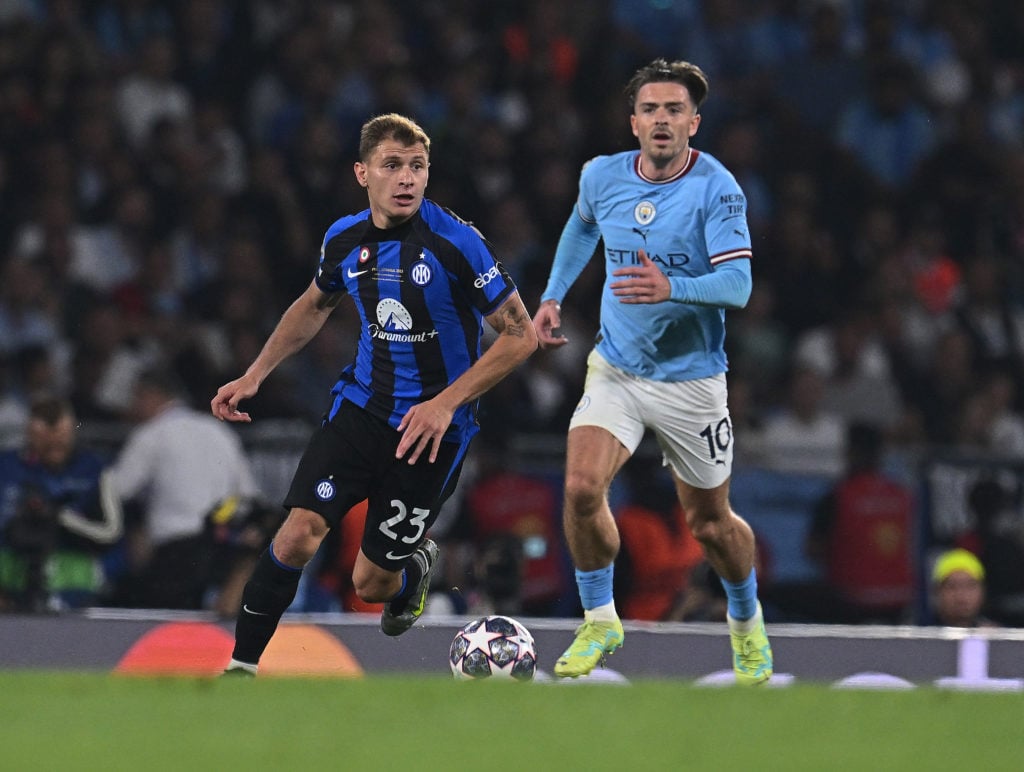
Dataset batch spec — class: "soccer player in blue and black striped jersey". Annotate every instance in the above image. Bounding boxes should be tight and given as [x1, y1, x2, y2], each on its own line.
[213, 114, 537, 675]
[533, 59, 773, 684]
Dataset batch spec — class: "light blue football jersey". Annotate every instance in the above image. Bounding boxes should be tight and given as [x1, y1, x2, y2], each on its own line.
[551, 148, 753, 382]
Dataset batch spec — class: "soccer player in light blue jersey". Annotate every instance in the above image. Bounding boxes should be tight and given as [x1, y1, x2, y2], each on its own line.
[533, 59, 772, 684]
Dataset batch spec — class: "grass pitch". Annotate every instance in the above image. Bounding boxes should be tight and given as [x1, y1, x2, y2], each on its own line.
[1, 672, 1022, 771]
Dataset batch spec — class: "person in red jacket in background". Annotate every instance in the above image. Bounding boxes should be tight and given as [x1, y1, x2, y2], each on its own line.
[458, 450, 567, 617]
[614, 458, 704, 621]
[806, 422, 916, 623]
[317, 500, 384, 614]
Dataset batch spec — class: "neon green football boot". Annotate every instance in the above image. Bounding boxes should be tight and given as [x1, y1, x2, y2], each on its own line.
[728, 602, 773, 686]
[554, 618, 625, 678]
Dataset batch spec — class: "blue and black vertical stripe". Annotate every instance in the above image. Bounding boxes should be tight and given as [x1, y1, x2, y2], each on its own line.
[315, 200, 515, 444]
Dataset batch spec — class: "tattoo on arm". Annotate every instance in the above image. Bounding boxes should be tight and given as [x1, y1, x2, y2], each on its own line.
[500, 302, 526, 338]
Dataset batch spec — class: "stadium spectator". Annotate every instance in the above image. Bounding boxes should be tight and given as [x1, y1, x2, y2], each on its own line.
[613, 458, 703, 622]
[70, 183, 155, 294]
[758, 365, 846, 478]
[910, 329, 980, 446]
[107, 365, 258, 609]
[949, 255, 1024, 384]
[215, 113, 536, 676]
[834, 54, 937, 192]
[956, 368, 1024, 458]
[114, 33, 191, 150]
[954, 475, 1024, 626]
[761, 176, 850, 337]
[68, 301, 159, 421]
[0, 396, 122, 611]
[928, 548, 998, 629]
[794, 307, 906, 436]
[726, 281, 791, 406]
[806, 422, 916, 624]
[772, 1, 862, 136]
[444, 439, 567, 617]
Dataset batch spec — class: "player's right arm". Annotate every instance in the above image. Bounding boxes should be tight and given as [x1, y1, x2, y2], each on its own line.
[534, 206, 601, 348]
[211, 280, 342, 422]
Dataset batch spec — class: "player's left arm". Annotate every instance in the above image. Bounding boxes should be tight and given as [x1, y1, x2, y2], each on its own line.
[396, 291, 538, 464]
[611, 170, 753, 308]
[610, 250, 751, 308]
[666, 256, 751, 308]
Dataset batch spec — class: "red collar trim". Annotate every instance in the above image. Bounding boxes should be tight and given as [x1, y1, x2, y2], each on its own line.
[634, 148, 698, 183]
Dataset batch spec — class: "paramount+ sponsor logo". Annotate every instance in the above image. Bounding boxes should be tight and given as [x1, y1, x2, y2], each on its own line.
[369, 298, 438, 343]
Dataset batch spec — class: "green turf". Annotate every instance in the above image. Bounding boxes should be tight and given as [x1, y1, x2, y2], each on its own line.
[1, 672, 1021, 771]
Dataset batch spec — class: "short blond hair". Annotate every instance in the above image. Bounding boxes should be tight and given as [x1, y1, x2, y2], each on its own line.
[358, 113, 430, 162]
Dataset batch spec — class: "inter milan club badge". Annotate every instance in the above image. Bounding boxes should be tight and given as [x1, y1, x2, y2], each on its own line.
[409, 258, 433, 287]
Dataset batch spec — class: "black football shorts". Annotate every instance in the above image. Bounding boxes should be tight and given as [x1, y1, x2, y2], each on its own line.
[284, 399, 468, 569]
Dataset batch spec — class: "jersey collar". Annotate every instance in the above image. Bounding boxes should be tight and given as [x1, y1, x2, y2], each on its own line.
[634, 148, 699, 183]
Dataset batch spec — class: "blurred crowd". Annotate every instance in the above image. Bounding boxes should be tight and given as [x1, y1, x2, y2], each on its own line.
[2, 0, 1024, 622]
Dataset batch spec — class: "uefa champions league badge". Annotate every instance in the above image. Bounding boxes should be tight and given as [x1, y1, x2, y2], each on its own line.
[634, 200, 656, 226]
[314, 479, 336, 501]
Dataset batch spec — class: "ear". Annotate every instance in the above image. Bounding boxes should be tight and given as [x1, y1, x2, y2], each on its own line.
[630, 113, 639, 138]
[353, 161, 367, 188]
[689, 113, 701, 138]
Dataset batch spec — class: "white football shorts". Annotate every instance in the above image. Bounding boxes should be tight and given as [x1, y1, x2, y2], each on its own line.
[568, 349, 733, 489]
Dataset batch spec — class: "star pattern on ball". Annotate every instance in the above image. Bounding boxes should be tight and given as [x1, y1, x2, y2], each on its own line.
[462, 624, 506, 656]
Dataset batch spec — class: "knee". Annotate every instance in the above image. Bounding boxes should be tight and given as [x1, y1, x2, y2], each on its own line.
[272, 510, 327, 566]
[685, 507, 731, 546]
[563, 470, 607, 517]
[352, 569, 399, 604]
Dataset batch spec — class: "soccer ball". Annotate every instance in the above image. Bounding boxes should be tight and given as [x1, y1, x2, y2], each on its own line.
[449, 615, 537, 681]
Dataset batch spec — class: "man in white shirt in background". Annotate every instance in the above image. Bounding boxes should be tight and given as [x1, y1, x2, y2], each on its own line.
[109, 366, 258, 609]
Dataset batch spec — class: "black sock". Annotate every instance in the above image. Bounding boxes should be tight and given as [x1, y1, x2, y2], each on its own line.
[232, 545, 302, 665]
[388, 556, 426, 614]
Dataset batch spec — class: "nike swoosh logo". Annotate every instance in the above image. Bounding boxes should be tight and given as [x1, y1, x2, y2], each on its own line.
[242, 604, 270, 616]
[385, 550, 415, 561]
[347, 268, 370, 278]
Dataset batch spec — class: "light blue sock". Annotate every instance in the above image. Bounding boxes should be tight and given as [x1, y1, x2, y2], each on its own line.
[575, 565, 614, 610]
[721, 568, 758, 621]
